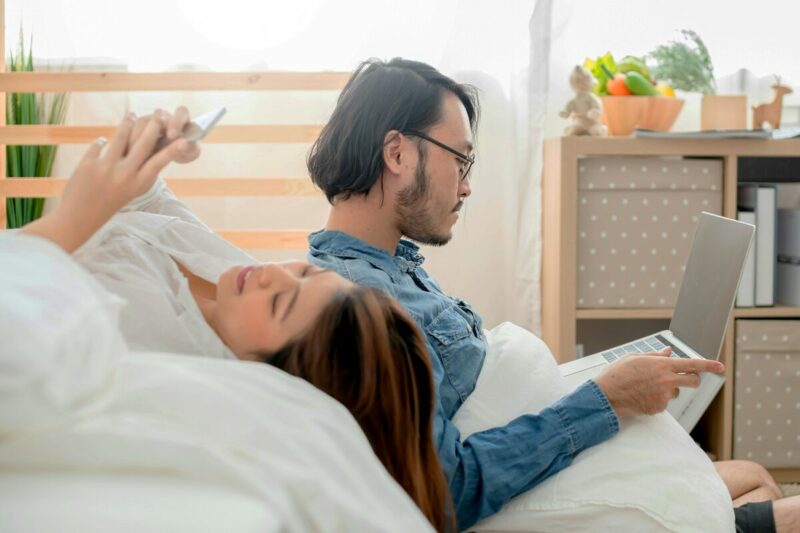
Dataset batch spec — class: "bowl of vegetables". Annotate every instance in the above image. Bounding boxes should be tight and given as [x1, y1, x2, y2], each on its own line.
[585, 53, 683, 136]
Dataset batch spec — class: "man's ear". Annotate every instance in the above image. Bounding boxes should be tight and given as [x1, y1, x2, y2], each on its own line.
[382, 130, 404, 175]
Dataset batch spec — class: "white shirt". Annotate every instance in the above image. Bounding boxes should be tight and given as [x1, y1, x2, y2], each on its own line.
[73, 179, 258, 359]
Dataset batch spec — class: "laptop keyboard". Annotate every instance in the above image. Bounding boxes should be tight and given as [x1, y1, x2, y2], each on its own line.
[600, 334, 690, 363]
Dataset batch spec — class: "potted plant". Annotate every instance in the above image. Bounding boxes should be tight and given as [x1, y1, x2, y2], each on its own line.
[6, 29, 69, 229]
[648, 29, 745, 131]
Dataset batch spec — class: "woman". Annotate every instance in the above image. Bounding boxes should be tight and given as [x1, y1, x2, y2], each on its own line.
[21, 108, 451, 531]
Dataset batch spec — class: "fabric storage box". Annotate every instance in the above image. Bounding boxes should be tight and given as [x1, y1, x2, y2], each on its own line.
[577, 157, 723, 308]
[733, 320, 800, 468]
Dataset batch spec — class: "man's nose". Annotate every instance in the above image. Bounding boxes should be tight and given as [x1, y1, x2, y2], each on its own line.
[459, 176, 472, 198]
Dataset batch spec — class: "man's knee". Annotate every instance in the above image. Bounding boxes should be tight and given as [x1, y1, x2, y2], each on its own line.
[739, 460, 783, 499]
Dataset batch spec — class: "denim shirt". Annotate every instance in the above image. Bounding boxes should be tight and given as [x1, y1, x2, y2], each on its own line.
[308, 230, 619, 529]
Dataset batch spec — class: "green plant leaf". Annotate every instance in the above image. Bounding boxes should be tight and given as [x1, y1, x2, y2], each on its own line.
[5, 26, 70, 227]
[648, 29, 716, 95]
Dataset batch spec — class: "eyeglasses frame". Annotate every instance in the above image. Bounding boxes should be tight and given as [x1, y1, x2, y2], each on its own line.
[401, 129, 475, 180]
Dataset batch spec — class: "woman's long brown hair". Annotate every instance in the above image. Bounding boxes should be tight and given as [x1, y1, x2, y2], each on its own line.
[265, 286, 452, 531]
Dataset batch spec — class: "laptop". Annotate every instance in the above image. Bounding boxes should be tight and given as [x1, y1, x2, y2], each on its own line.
[560, 212, 755, 432]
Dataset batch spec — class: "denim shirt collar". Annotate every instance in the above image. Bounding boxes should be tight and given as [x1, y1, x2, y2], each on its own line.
[308, 229, 425, 282]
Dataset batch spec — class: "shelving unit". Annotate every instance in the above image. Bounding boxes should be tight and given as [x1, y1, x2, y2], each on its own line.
[541, 136, 800, 480]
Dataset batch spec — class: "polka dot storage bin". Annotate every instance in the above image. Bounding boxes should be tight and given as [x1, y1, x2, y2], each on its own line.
[734, 320, 800, 468]
[577, 157, 723, 308]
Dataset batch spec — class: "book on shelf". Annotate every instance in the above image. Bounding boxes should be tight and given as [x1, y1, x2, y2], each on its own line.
[634, 127, 800, 140]
[777, 208, 800, 307]
[736, 210, 756, 307]
[738, 184, 777, 307]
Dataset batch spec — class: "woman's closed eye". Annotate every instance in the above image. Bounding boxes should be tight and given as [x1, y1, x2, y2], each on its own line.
[271, 265, 330, 321]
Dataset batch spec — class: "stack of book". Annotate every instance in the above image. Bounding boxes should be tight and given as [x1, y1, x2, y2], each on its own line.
[736, 185, 800, 307]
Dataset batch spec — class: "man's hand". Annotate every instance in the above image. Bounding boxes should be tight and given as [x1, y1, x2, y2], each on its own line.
[593, 348, 725, 418]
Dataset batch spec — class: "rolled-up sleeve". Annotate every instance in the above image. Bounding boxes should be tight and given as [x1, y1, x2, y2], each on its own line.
[437, 379, 619, 529]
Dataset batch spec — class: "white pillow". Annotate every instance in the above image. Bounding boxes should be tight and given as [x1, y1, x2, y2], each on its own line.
[0, 233, 127, 434]
[453, 322, 735, 533]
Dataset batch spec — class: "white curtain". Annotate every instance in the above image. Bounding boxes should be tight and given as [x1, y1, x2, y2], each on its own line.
[9, 0, 547, 332]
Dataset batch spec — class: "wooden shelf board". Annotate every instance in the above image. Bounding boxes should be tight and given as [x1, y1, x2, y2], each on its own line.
[576, 306, 800, 320]
[576, 308, 673, 320]
[734, 305, 800, 318]
[556, 136, 800, 157]
[768, 468, 800, 484]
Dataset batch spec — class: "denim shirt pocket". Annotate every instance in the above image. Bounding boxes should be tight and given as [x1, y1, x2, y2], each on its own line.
[426, 306, 484, 404]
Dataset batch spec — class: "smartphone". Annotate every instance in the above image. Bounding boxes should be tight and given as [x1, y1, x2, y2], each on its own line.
[153, 107, 226, 152]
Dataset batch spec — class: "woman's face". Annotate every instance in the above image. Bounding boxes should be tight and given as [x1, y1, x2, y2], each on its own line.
[214, 261, 352, 358]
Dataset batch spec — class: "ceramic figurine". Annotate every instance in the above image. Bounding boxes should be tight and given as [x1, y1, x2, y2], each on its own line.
[752, 77, 794, 130]
[560, 65, 608, 137]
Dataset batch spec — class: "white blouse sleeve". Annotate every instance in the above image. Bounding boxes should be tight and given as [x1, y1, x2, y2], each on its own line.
[121, 178, 210, 230]
[113, 178, 259, 276]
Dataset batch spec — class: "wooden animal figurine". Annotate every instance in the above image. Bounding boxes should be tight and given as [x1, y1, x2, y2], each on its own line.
[752, 77, 794, 130]
[560, 65, 608, 136]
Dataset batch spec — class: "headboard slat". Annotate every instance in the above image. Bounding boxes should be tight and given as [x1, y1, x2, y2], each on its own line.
[0, 72, 349, 92]
[0, 178, 321, 198]
[219, 229, 310, 250]
[0, 125, 325, 144]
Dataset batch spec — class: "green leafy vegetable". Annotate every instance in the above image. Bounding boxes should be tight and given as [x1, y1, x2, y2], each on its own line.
[583, 52, 618, 96]
[617, 55, 651, 80]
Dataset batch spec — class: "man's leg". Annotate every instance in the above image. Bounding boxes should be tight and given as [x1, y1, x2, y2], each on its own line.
[774, 495, 800, 533]
[714, 460, 783, 505]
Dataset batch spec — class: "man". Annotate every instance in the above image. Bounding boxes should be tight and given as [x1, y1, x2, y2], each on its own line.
[306, 58, 798, 533]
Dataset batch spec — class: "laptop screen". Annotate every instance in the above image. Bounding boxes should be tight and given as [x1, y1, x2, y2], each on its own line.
[670, 212, 754, 359]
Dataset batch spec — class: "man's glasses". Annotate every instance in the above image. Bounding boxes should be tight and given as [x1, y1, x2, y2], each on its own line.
[402, 130, 475, 180]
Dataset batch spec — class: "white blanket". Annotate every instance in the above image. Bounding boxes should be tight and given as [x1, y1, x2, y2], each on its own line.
[452, 323, 735, 533]
[0, 232, 434, 532]
[0, 352, 434, 532]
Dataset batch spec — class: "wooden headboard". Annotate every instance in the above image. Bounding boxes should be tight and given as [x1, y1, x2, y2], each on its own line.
[0, 4, 346, 249]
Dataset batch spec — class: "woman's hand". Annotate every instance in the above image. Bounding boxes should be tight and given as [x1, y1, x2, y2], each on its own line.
[60, 110, 187, 219]
[130, 106, 201, 164]
[22, 109, 192, 253]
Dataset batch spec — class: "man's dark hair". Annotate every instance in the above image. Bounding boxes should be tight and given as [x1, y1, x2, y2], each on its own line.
[307, 58, 480, 203]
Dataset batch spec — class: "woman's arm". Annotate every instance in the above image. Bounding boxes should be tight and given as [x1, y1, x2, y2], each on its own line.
[22, 110, 195, 253]
[121, 107, 211, 226]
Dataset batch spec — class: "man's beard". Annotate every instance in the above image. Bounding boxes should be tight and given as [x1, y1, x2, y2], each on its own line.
[396, 148, 453, 247]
